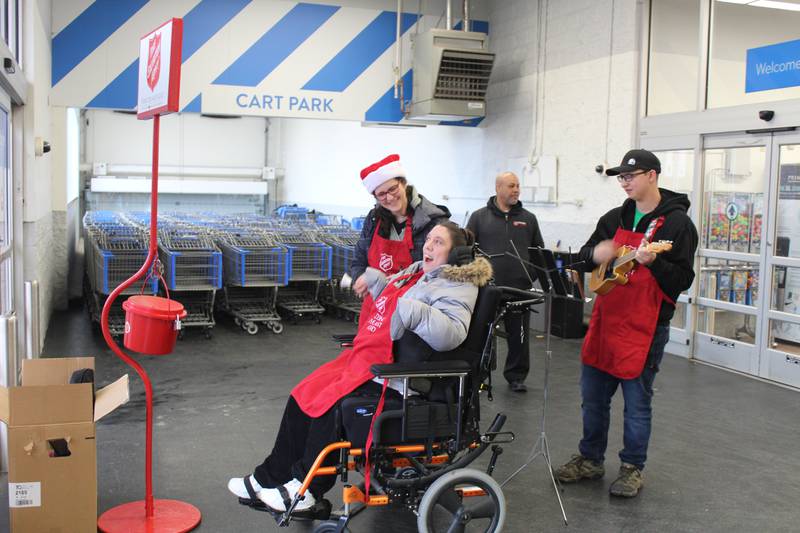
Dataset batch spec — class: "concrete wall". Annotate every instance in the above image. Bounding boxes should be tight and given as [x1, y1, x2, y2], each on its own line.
[22, 0, 58, 349]
[484, 0, 641, 249]
[275, 118, 485, 222]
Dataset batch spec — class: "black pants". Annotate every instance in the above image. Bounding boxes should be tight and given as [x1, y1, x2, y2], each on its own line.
[502, 307, 530, 383]
[253, 381, 387, 498]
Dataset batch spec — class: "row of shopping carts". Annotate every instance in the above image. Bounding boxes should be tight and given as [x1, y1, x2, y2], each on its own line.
[82, 210, 365, 337]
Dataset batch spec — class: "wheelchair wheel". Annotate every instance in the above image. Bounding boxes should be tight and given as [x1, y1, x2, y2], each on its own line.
[417, 468, 506, 533]
[313, 520, 350, 533]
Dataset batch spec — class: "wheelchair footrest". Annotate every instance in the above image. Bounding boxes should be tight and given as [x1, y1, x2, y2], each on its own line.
[238, 496, 332, 523]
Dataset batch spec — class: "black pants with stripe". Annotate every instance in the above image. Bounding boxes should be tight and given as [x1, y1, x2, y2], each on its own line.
[253, 381, 386, 498]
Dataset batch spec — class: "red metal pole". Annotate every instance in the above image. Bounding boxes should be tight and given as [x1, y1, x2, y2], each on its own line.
[99, 114, 160, 519]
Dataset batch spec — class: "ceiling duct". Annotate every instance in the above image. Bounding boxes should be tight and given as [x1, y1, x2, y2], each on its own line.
[408, 29, 494, 121]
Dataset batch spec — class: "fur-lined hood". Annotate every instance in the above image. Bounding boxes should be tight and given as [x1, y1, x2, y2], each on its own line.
[440, 256, 493, 287]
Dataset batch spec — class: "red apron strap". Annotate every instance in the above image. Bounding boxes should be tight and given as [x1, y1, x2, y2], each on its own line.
[363, 379, 389, 498]
[403, 216, 413, 251]
[643, 216, 665, 242]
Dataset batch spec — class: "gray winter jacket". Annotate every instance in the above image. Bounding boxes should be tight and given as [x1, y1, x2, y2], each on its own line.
[363, 256, 493, 352]
[349, 186, 451, 281]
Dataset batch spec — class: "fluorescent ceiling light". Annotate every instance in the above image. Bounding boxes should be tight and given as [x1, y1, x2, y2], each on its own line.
[751, 0, 800, 11]
[717, 0, 800, 11]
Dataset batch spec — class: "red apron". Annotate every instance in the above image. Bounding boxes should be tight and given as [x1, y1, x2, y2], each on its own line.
[367, 217, 414, 274]
[581, 227, 669, 379]
[358, 218, 414, 330]
[292, 271, 423, 417]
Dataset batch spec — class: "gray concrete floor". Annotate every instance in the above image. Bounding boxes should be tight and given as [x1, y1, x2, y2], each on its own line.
[2, 303, 800, 532]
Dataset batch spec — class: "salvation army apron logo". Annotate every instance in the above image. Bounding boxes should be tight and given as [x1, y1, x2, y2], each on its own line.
[147, 32, 161, 91]
[379, 253, 394, 272]
[374, 296, 387, 316]
[366, 296, 388, 333]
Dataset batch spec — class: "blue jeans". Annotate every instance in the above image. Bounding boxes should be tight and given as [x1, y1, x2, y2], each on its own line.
[578, 325, 670, 469]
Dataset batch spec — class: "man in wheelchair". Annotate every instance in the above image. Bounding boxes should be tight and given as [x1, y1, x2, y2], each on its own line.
[229, 221, 520, 531]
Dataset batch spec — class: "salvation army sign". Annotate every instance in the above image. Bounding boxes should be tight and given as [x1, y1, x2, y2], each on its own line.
[137, 18, 182, 119]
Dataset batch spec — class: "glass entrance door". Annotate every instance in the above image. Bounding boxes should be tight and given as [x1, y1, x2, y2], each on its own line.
[696, 131, 800, 388]
[0, 90, 14, 472]
[759, 132, 800, 388]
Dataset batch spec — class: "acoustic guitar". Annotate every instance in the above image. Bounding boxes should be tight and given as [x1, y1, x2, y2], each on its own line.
[589, 240, 673, 295]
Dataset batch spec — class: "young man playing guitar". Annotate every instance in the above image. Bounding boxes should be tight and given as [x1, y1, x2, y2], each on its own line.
[555, 149, 698, 497]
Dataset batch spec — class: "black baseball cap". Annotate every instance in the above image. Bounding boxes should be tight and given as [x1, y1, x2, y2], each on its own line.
[605, 149, 661, 176]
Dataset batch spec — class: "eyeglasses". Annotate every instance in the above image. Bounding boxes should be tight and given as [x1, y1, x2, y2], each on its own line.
[616, 170, 648, 183]
[374, 182, 402, 201]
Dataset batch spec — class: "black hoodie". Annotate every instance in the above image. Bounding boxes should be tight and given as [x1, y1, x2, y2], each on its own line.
[467, 196, 545, 289]
[578, 188, 698, 325]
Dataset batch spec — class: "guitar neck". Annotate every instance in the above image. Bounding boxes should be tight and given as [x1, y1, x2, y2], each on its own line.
[612, 249, 638, 269]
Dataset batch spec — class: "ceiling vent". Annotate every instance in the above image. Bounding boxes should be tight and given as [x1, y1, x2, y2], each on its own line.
[409, 29, 494, 121]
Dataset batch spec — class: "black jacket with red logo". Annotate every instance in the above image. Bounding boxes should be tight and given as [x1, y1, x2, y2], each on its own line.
[467, 197, 544, 289]
[578, 188, 698, 324]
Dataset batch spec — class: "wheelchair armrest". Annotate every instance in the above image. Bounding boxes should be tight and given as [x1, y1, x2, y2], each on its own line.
[332, 333, 356, 343]
[371, 360, 471, 379]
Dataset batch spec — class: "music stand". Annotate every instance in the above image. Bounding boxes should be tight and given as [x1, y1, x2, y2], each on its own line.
[500, 245, 585, 526]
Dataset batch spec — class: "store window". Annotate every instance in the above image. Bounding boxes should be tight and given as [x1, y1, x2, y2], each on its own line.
[699, 257, 759, 306]
[775, 143, 800, 258]
[708, 0, 800, 109]
[701, 146, 765, 254]
[0, 105, 9, 315]
[0, 0, 20, 65]
[652, 149, 696, 331]
[647, 0, 701, 115]
[697, 306, 755, 344]
[653, 149, 694, 194]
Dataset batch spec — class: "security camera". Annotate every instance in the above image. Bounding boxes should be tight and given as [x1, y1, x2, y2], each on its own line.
[34, 137, 51, 156]
[759, 110, 775, 122]
[595, 164, 604, 174]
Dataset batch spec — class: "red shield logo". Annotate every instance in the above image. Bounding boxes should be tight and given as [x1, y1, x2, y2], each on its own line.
[146, 32, 161, 91]
[378, 253, 393, 272]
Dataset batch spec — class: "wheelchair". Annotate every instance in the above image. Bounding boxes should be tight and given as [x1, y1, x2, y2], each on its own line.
[250, 284, 539, 532]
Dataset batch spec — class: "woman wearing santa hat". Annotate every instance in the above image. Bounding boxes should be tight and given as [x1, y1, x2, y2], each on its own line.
[349, 154, 451, 299]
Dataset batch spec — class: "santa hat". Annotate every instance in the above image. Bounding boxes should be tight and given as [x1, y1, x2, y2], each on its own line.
[360, 154, 406, 194]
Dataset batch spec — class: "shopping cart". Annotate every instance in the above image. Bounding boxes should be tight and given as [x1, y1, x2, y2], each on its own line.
[216, 231, 290, 335]
[274, 229, 332, 324]
[82, 213, 155, 336]
[158, 229, 222, 339]
[319, 228, 362, 323]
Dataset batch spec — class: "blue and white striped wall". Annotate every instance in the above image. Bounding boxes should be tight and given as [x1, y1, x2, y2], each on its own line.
[51, 0, 487, 125]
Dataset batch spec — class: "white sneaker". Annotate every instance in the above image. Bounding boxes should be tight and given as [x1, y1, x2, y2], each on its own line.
[258, 478, 316, 512]
[227, 475, 262, 499]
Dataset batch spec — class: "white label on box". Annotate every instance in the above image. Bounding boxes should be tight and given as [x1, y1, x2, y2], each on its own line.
[9, 482, 41, 508]
[467, 102, 484, 109]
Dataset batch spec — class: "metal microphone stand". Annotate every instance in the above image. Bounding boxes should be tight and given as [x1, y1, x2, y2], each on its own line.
[494, 244, 589, 527]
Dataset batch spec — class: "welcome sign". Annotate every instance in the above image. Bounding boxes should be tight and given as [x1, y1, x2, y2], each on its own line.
[746, 38, 800, 93]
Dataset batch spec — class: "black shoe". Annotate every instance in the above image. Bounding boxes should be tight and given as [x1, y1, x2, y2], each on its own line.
[509, 380, 527, 393]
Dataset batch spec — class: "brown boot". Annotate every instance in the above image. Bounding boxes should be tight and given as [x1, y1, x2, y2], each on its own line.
[554, 454, 605, 483]
[609, 462, 643, 497]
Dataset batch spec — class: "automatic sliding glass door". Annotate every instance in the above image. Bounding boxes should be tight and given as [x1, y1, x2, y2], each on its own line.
[695, 135, 767, 375]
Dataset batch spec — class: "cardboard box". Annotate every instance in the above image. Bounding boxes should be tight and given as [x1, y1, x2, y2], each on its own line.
[0, 357, 129, 532]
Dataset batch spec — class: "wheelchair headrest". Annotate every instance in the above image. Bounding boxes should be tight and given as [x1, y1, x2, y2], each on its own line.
[432, 285, 501, 365]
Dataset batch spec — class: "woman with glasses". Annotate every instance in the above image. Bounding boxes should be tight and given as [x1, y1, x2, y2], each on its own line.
[349, 154, 451, 300]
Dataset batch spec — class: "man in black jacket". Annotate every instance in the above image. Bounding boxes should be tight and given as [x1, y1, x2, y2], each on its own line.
[467, 171, 544, 392]
[555, 149, 698, 498]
